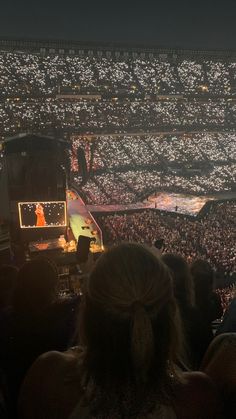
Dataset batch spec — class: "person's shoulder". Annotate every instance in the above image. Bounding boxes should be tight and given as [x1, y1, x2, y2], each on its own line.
[28, 348, 81, 376]
[201, 333, 236, 386]
[19, 348, 83, 419]
[182, 371, 217, 392]
[202, 332, 236, 365]
[19, 350, 71, 394]
[174, 371, 223, 419]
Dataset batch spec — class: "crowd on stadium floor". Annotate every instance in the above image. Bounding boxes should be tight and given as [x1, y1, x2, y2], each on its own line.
[97, 201, 236, 277]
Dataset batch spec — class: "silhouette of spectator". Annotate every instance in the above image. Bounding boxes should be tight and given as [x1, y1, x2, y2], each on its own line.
[0, 265, 18, 312]
[217, 293, 236, 335]
[19, 244, 221, 419]
[162, 254, 213, 368]
[191, 259, 223, 322]
[0, 258, 79, 419]
[201, 333, 236, 419]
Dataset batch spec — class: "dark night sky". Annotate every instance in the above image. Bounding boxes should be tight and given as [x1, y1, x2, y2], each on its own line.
[1, 1, 236, 50]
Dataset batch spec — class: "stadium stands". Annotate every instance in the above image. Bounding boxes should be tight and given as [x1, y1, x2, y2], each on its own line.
[0, 43, 235, 203]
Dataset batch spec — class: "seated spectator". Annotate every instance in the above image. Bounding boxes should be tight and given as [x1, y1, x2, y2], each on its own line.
[191, 259, 223, 321]
[0, 258, 79, 419]
[0, 265, 18, 313]
[201, 333, 236, 419]
[217, 293, 236, 334]
[19, 244, 221, 419]
[162, 254, 213, 368]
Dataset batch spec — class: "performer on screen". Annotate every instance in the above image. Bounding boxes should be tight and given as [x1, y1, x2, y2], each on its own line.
[35, 203, 46, 227]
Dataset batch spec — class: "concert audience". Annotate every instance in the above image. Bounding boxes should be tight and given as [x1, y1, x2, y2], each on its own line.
[18, 244, 222, 419]
[0, 47, 235, 418]
[71, 131, 235, 203]
[216, 293, 236, 335]
[201, 333, 236, 419]
[162, 254, 213, 368]
[97, 201, 236, 277]
[0, 258, 79, 419]
[0, 53, 235, 98]
[2, 98, 236, 136]
[216, 284, 236, 313]
[191, 260, 223, 322]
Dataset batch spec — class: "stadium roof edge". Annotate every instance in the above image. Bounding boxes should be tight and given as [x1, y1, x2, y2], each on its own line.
[0, 37, 236, 58]
[4, 133, 69, 145]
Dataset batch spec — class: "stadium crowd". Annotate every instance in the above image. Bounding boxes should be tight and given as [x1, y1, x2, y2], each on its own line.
[0, 52, 236, 140]
[0, 53, 235, 97]
[0, 46, 235, 418]
[0, 244, 236, 419]
[72, 132, 235, 168]
[70, 132, 235, 204]
[0, 49, 235, 206]
[97, 200, 236, 277]
[216, 284, 236, 313]
[1, 98, 236, 137]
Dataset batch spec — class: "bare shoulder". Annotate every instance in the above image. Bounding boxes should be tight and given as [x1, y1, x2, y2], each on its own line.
[32, 349, 79, 370]
[201, 333, 236, 393]
[174, 372, 223, 419]
[201, 333, 236, 369]
[18, 349, 82, 419]
[22, 350, 78, 386]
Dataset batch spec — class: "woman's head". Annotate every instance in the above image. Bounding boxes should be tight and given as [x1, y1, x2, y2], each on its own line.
[162, 253, 195, 310]
[191, 259, 214, 298]
[80, 243, 182, 389]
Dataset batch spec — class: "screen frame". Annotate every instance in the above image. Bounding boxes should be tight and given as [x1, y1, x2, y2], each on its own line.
[18, 201, 67, 229]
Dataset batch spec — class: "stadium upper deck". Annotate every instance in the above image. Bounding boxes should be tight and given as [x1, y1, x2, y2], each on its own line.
[1, 38, 236, 59]
[0, 39, 235, 201]
[1, 38, 236, 100]
[0, 39, 236, 137]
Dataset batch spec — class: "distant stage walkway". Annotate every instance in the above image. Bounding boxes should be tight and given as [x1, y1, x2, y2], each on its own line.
[87, 202, 152, 213]
[67, 190, 103, 251]
[87, 191, 236, 217]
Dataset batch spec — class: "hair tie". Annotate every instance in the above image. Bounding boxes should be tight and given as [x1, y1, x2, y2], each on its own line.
[130, 300, 143, 314]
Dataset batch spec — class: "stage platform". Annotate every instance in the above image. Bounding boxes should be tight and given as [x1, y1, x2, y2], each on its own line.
[87, 191, 236, 217]
[67, 190, 103, 252]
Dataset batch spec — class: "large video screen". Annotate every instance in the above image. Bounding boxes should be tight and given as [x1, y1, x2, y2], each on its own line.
[18, 201, 67, 228]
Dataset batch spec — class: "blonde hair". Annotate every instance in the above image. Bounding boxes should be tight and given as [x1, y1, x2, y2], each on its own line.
[79, 243, 182, 392]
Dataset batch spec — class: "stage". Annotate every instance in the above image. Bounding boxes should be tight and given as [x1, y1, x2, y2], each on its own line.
[67, 190, 103, 252]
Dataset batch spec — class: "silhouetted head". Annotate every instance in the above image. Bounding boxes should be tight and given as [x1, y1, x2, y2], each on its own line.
[0, 264, 18, 309]
[162, 253, 195, 310]
[14, 258, 58, 314]
[154, 239, 165, 250]
[191, 259, 214, 293]
[79, 243, 182, 391]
